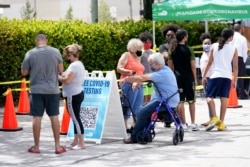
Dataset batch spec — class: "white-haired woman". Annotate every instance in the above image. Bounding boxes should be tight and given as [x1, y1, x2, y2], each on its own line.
[59, 44, 86, 149]
[117, 38, 145, 133]
[122, 52, 179, 144]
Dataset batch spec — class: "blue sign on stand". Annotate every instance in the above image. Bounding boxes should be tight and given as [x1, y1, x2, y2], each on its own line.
[67, 71, 127, 144]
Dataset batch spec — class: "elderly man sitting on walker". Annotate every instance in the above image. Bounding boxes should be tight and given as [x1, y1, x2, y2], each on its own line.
[121, 52, 179, 144]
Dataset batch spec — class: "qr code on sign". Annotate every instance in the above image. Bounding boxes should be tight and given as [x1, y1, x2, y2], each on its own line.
[80, 106, 99, 129]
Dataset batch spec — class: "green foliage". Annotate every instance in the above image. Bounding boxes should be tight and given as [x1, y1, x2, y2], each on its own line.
[20, 0, 36, 19]
[98, 0, 112, 23]
[65, 5, 74, 20]
[0, 18, 227, 102]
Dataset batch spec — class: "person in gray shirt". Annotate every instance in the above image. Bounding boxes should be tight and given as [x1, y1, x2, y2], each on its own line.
[21, 32, 65, 154]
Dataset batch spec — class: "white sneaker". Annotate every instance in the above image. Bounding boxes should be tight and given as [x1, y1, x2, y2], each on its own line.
[182, 123, 189, 132]
[191, 123, 199, 131]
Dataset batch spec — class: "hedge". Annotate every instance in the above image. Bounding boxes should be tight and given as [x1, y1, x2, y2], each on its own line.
[0, 18, 228, 103]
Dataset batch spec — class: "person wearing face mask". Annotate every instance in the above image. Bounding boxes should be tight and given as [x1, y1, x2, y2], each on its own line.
[158, 24, 180, 65]
[58, 44, 86, 150]
[139, 31, 155, 103]
[122, 52, 179, 144]
[202, 28, 238, 131]
[117, 38, 145, 134]
[199, 33, 212, 127]
[168, 29, 199, 132]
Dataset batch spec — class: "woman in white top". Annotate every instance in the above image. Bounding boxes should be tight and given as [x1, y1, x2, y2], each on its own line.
[202, 28, 238, 131]
[59, 44, 86, 149]
[199, 33, 212, 127]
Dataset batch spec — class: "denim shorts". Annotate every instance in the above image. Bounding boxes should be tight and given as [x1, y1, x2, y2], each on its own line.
[206, 78, 231, 98]
[30, 93, 60, 117]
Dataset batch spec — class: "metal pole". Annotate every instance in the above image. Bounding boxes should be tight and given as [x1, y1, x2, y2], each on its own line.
[129, 0, 133, 20]
[34, 0, 36, 18]
[91, 0, 98, 23]
[205, 20, 209, 32]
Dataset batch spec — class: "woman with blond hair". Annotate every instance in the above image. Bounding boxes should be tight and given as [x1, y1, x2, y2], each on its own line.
[59, 44, 86, 149]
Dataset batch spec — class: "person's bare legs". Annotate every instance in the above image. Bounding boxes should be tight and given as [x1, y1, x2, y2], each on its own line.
[177, 103, 186, 124]
[206, 97, 217, 117]
[32, 116, 42, 150]
[124, 119, 128, 130]
[50, 115, 62, 151]
[71, 135, 78, 147]
[77, 134, 85, 149]
[206, 97, 223, 131]
[220, 97, 228, 122]
[189, 102, 195, 124]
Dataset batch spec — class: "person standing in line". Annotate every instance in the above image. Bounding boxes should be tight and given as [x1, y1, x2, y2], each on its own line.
[139, 31, 155, 103]
[168, 29, 199, 132]
[117, 38, 145, 134]
[158, 24, 180, 64]
[158, 24, 179, 128]
[21, 32, 66, 154]
[199, 32, 212, 127]
[231, 24, 248, 99]
[58, 44, 86, 150]
[122, 53, 179, 144]
[241, 19, 250, 51]
[202, 28, 238, 131]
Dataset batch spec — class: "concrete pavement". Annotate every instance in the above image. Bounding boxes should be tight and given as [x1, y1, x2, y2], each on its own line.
[0, 97, 250, 167]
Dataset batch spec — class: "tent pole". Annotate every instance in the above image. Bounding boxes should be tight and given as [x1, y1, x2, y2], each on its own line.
[205, 20, 209, 32]
[153, 21, 156, 48]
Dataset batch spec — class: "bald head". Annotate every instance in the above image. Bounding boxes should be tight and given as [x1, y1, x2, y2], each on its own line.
[234, 24, 241, 32]
[36, 33, 47, 41]
[35, 32, 48, 46]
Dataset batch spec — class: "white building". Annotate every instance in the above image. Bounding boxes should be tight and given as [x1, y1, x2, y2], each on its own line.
[0, 0, 149, 22]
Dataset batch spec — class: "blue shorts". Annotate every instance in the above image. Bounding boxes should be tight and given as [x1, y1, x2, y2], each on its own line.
[206, 78, 231, 98]
[30, 94, 60, 117]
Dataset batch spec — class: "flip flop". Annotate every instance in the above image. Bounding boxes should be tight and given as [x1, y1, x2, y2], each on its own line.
[70, 145, 86, 150]
[55, 146, 66, 154]
[27, 146, 40, 154]
[201, 122, 209, 127]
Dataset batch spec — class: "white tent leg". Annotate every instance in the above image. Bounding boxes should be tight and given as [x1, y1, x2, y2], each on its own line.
[205, 20, 209, 32]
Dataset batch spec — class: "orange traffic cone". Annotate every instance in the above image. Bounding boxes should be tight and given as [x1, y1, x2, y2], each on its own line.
[227, 75, 242, 108]
[17, 78, 30, 115]
[60, 101, 70, 135]
[0, 88, 23, 131]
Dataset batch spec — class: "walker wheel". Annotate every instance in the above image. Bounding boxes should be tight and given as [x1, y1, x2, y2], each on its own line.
[179, 127, 184, 142]
[151, 129, 155, 140]
[172, 130, 179, 145]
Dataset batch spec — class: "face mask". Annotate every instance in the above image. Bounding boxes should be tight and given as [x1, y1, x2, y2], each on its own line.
[136, 50, 142, 57]
[203, 44, 210, 52]
[151, 67, 156, 72]
[66, 59, 71, 64]
[144, 43, 152, 50]
[166, 35, 174, 43]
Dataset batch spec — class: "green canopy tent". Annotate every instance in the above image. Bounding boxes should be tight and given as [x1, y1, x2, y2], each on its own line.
[152, 0, 250, 45]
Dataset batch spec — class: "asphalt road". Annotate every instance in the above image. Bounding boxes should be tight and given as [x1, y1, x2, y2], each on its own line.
[0, 97, 249, 167]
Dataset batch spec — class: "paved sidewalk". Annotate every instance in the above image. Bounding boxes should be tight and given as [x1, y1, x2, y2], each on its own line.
[0, 97, 249, 167]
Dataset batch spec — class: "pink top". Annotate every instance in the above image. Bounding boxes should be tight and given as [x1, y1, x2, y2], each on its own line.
[120, 53, 145, 79]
